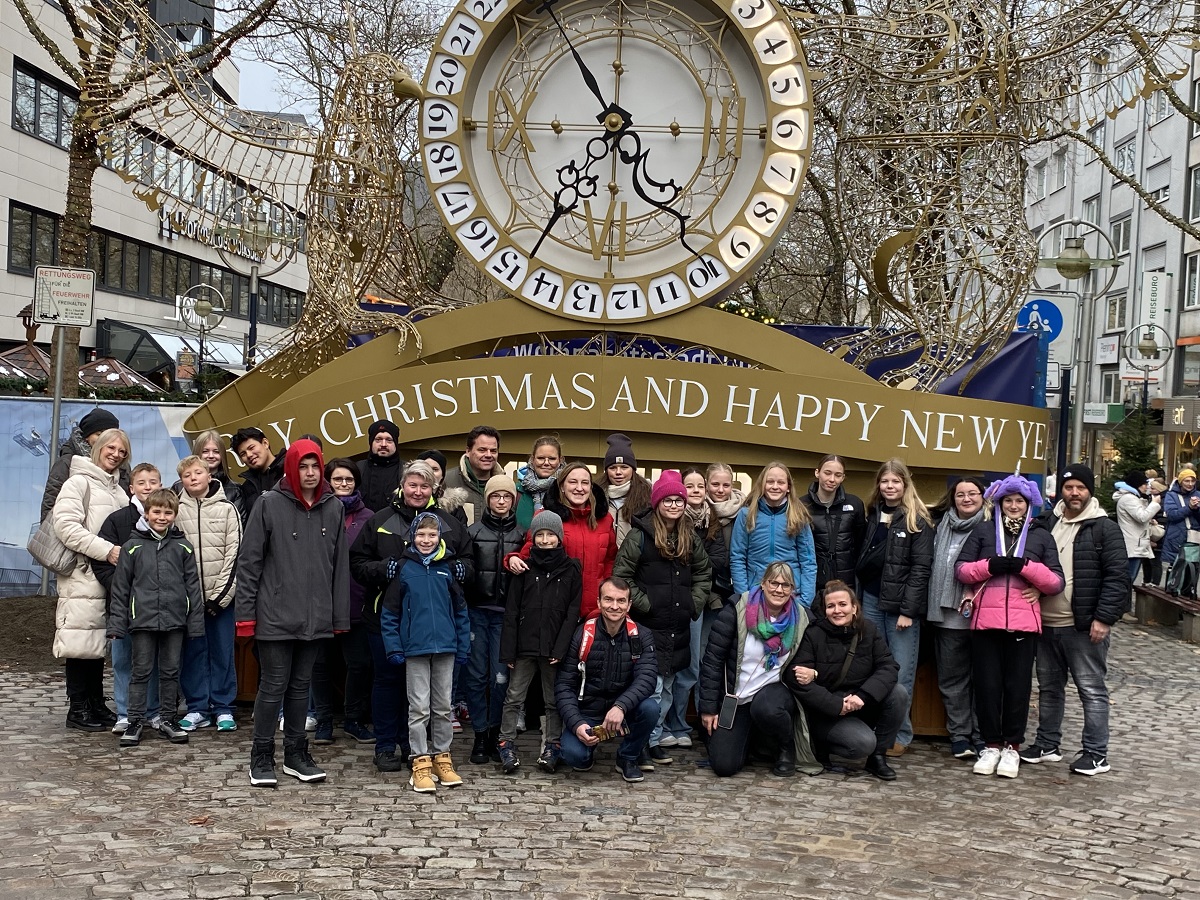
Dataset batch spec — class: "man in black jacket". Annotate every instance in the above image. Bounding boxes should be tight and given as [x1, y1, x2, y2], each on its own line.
[357, 420, 402, 513]
[1022, 465, 1128, 776]
[232, 427, 284, 516]
[555, 577, 659, 783]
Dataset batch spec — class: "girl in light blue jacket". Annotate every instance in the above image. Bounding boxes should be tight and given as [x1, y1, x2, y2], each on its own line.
[730, 462, 817, 608]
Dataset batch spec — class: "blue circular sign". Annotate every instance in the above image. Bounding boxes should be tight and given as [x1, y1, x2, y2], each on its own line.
[1017, 300, 1063, 340]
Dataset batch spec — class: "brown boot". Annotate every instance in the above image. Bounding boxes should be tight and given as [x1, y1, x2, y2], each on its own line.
[432, 751, 463, 786]
[885, 742, 908, 758]
[409, 755, 436, 793]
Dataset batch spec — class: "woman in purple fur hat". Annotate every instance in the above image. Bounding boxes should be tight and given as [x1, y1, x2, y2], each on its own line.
[954, 473, 1065, 780]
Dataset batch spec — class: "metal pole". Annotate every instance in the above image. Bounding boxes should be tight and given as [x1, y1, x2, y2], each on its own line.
[40, 325, 67, 596]
[1070, 286, 1094, 464]
[1143, 366, 1149, 414]
[247, 264, 259, 369]
[1056, 366, 1070, 485]
[198, 328, 206, 401]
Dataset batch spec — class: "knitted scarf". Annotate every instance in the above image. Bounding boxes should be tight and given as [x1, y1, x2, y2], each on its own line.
[929, 506, 987, 612]
[519, 465, 559, 506]
[744, 586, 798, 670]
[685, 503, 710, 531]
[708, 490, 746, 526]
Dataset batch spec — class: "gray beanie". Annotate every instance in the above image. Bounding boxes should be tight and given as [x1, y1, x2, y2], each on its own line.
[529, 509, 564, 544]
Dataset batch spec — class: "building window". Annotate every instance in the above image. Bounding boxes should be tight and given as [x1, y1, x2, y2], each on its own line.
[1185, 254, 1200, 310]
[1031, 162, 1047, 199]
[1191, 166, 1200, 221]
[1052, 148, 1068, 191]
[1147, 185, 1170, 203]
[1085, 122, 1105, 163]
[1111, 217, 1131, 255]
[1148, 90, 1172, 125]
[7, 203, 59, 272]
[1082, 196, 1100, 224]
[1100, 369, 1122, 404]
[11, 62, 77, 150]
[1113, 140, 1136, 176]
[1192, 79, 1200, 137]
[1106, 293, 1126, 332]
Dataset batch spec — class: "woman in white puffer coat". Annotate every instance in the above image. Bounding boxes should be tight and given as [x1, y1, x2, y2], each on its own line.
[51, 427, 131, 731]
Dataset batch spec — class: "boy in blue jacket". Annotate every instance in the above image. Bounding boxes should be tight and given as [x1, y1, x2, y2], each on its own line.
[382, 512, 470, 792]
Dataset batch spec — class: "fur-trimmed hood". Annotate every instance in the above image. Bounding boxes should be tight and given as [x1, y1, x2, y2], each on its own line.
[439, 486, 470, 514]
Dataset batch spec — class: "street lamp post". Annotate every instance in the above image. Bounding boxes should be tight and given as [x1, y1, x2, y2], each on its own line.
[1035, 220, 1121, 471]
[1125, 324, 1173, 414]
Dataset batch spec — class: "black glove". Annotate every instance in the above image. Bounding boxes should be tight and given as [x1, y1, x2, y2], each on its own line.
[452, 559, 468, 584]
[204, 598, 222, 617]
[988, 555, 1025, 576]
[386, 557, 400, 580]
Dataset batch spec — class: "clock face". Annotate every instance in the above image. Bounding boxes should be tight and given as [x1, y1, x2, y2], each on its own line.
[420, 0, 812, 322]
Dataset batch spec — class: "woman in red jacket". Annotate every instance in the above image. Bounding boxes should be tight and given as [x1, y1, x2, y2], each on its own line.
[955, 473, 1064, 780]
[508, 462, 617, 620]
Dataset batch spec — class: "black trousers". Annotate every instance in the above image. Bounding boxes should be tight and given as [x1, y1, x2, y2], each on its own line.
[706, 682, 795, 777]
[806, 683, 908, 759]
[253, 639, 322, 746]
[971, 629, 1037, 747]
[312, 623, 374, 723]
[129, 629, 183, 722]
[64, 657, 104, 703]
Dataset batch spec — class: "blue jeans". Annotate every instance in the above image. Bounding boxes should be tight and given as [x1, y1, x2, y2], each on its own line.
[666, 616, 703, 738]
[862, 591, 919, 746]
[368, 631, 409, 755]
[179, 602, 237, 717]
[648, 673, 677, 747]
[465, 608, 506, 732]
[559, 697, 661, 767]
[1127, 557, 1143, 582]
[1033, 626, 1111, 756]
[112, 634, 159, 720]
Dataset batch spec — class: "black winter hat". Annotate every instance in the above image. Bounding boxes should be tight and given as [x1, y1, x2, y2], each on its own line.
[368, 419, 400, 444]
[604, 432, 636, 469]
[1061, 464, 1095, 496]
[78, 408, 119, 439]
[416, 449, 448, 474]
[1122, 469, 1148, 490]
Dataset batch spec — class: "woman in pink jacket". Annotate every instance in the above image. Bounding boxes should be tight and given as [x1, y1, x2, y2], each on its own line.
[955, 474, 1064, 780]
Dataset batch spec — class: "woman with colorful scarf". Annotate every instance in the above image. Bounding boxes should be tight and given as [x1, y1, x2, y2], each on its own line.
[785, 580, 905, 781]
[697, 562, 822, 778]
[514, 436, 564, 533]
[955, 473, 1064, 779]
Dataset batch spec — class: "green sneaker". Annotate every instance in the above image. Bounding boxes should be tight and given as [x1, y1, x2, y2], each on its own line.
[179, 712, 212, 732]
[216, 714, 238, 732]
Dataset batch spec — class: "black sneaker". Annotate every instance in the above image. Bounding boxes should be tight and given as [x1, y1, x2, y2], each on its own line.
[950, 740, 977, 760]
[616, 757, 644, 783]
[313, 722, 334, 745]
[1069, 750, 1111, 776]
[1018, 744, 1063, 764]
[497, 739, 520, 774]
[342, 720, 376, 744]
[470, 731, 491, 765]
[157, 719, 189, 744]
[374, 750, 405, 773]
[249, 744, 277, 787]
[119, 720, 143, 748]
[648, 745, 673, 765]
[283, 742, 327, 782]
[636, 748, 655, 772]
[537, 742, 561, 774]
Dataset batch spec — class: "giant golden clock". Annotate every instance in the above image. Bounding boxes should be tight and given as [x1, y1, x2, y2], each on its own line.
[420, 0, 812, 322]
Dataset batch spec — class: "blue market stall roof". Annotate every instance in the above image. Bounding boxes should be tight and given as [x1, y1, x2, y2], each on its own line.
[357, 298, 1041, 406]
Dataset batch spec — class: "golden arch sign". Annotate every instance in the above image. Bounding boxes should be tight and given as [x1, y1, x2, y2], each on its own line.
[186, 300, 1048, 480]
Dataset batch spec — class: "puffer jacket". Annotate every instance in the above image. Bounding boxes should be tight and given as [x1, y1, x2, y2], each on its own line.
[93, 502, 143, 598]
[1161, 480, 1200, 564]
[784, 615, 898, 718]
[175, 481, 241, 609]
[698, 594, 823, 774]
[729, 498, 817, 605]
[509, 481, 618, 620]
[234, 477, 350, 640]
[800, 483, 866, 589]
[467, 510, 525, 609]
[1039, 500, 1130, 630]
[357, 452, 401, 515]
[51, 456, 131, 659]
[106, 525, 205, 639]
[856, 506, 935, 618]
[499, 547, 582, 663]
[1112, 483, 1161, 559]
[614, 514, 711, 676]
[349, 496, 475, 633]
[955, 518, 1064, 633]
[380, 545, 470, 659]
[555, 616, 658, 734]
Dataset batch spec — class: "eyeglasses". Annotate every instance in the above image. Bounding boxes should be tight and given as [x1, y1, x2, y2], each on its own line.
[659, 497, 685, 506]
[954, 491, 981, 499]
[330, 476, 356, 484]
[765, 580, 793, 590]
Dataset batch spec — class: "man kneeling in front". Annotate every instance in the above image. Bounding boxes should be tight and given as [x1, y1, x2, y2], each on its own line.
[555, 577, 659, 782]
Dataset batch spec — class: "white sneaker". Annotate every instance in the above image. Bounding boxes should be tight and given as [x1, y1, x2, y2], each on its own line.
[112, 717, 129, 735]
[996, 747, 1020, 778]
[675, 735, 693, 749]
[305, 715, 318, 732]
[149, 715, 164, 729]
[659, 735, 679, 748]
[973, 747, 1001, 775]
[179, 712, 212, 732]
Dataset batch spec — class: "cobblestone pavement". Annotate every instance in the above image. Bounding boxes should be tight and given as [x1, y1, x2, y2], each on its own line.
[2, 622, 1199, 900]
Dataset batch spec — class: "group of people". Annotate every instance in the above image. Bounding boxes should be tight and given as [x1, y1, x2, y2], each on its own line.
[43, 412, 1126, 791]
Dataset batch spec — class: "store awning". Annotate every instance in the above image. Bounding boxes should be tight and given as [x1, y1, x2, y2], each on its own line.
[98, 319, 259, 381]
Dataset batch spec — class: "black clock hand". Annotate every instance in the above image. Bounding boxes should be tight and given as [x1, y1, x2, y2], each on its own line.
[613, 129, 698, 255]
[530, 136, 611, 259]
[531, 0, 628, 126]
